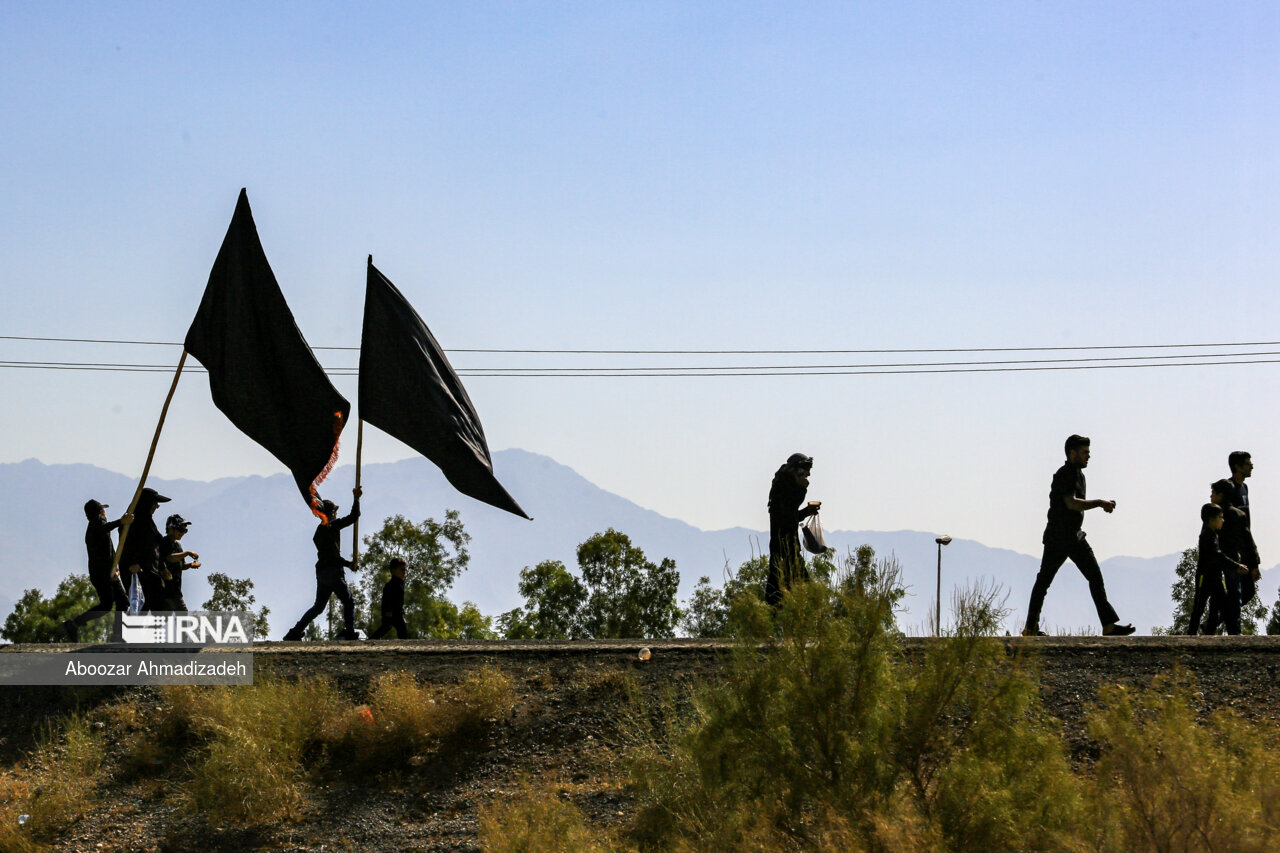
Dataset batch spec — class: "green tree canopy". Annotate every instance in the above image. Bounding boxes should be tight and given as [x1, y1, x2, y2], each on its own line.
[349, 511, 492, 639]
[2, 575, 105, 643]
[201, 572, 270, 640]
[500, 529, 681, 640]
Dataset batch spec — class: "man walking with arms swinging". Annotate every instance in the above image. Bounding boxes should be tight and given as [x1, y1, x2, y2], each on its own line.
[1023, 435, 1134, 637]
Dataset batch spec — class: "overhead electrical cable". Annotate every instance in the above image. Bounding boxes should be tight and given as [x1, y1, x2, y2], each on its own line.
[5, 334, 1280, 356]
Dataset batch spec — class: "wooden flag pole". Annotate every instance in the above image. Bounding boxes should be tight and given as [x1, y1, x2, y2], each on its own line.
[111, 350, 189, 576]
[352, 418, 364, 569]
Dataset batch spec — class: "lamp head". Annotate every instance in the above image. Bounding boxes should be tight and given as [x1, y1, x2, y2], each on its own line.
[936, 535, 952, 546]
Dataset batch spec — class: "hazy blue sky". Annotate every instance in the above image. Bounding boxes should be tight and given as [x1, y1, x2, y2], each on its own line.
[2, 2, 1278, 567]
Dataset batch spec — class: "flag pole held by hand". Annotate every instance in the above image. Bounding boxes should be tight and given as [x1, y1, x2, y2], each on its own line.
[352, 417, 363, 570]
[112, 350, 188, 575]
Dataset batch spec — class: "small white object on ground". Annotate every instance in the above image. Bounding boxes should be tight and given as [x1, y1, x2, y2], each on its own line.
[638, 647, 651, 661]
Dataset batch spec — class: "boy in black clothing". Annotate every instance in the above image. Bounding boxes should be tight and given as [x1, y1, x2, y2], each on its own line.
[1188, 503, 1245, 635]
[63, 499, 133, 642]
[160, 514, 201, 612]
[284, 486, 362, 641]
[370, 557, 409, 639]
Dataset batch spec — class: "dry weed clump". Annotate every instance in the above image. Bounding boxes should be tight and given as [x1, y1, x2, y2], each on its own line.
[0, 715, 105, 852]
[477, 787, 626, 853]
[162, 676, 342, 825]
[335, 666, 516, 774]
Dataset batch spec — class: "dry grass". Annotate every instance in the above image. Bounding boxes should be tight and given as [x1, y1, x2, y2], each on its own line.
[0, 715, 105, 852]
[334, 666, 516, 774]
[478, 786, 627, 853]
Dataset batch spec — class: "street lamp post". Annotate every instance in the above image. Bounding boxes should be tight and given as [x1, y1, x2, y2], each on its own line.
[935, 535, 952, 636]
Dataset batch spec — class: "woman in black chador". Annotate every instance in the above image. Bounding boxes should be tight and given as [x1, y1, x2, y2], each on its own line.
[766, 453, 820, 607]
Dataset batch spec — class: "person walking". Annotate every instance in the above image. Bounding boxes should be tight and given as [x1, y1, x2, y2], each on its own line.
[283, 486, 362, 641]
[159, 514, 201, 612]
[1188, 503, 1244, 635]
[369, 557, 409, 639]
[120, 487, 170, 615]
[62, 499, 132, 641]
[1223, 451, 1261, 608]
[766, 453, 820, 607]
[1023, 435, 1134, 637]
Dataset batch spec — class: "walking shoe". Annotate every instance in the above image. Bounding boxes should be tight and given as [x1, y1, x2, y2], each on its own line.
[282, 628, 304, 641]
[1102, 623, 1136, 636]
[338, 629, 361, 641]
[1020, 628, 1048, 637]
[61, 620, 79, 642]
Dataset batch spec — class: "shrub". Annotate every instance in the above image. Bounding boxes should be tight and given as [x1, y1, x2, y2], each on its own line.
[627, 574, 1084, 850]
[1087, 672, 1280, 853]
[163, 677, 342, 825]
[477, 787, 625, 853]
[331, 666, 516, 775]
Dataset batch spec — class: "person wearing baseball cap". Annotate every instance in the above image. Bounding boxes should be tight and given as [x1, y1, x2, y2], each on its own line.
[160, 514, 201, 612]
[62, 499, 134, 641]
[119, 487, 172, 614]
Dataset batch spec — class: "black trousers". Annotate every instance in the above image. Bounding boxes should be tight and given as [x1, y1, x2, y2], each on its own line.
[138, 571, 168, 615]
[291, 576, 355, 634]
[1188, 565, 1227, 635]
[71, 571, 130, 637]
[1219, 566, 1244, 635]
[370, 613, 409, 639]
[1025, 533, 1120, 631]
[766, 524, 808, 607]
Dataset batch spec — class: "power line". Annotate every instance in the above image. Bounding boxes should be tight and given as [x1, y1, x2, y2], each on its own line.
[5, 333, 1280, 356]
[3, 356, 1280, 377]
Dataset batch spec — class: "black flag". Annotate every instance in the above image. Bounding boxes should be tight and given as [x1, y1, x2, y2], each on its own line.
[185, 189, 350, 510]
[360, 258, 529, 519]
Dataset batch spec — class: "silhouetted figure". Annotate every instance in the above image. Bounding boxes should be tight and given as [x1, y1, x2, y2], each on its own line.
[370, 557, 409, 639]
[766, 453, 820, 607]
[120, 487, 170, 615]
[284, 486, 362, 641]
[1188, 503, 1243, 635]
[160, 514, 201, 612]
[63, 499, 132, 642]
[1023, 435, 1133, 637]
[1223, 452, 1261, 610]
[1204, 479, 1250, 633]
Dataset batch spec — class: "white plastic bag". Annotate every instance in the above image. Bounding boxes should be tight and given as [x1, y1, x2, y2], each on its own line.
[801, 512, 828, 554]
[128, 573, 145, 614]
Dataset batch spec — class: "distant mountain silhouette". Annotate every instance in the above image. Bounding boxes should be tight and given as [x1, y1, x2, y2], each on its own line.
[2, 451, 1269, 637]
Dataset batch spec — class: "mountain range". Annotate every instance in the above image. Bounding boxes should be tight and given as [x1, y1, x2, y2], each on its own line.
[2, 451, 1272, 637]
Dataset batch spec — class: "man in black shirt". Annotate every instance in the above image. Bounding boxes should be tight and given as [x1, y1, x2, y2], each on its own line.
[370, 557, 409, 639]
[62, 499, 133, 642]
[1023, 435, 1134, 637]
[283, 486, 362, 641]
[1224, 452, 1261, 609]
[766, 453, 820, 607]
[120, 487, 171, 615]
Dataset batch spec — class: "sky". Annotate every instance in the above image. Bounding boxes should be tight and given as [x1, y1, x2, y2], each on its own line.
[2, 2, 1279, 570]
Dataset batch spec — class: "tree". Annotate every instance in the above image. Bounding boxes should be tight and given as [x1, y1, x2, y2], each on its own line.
[349, 511, 483, 639]
[679, 556, 767, 638]
[501, 530, 681, 640]
[577, 529, 681, 639]
[2, 574, 106, 643]
[201, 572, 270, 640]
[498, 560, 587, 640]
[1163, 548, 1197, 635]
